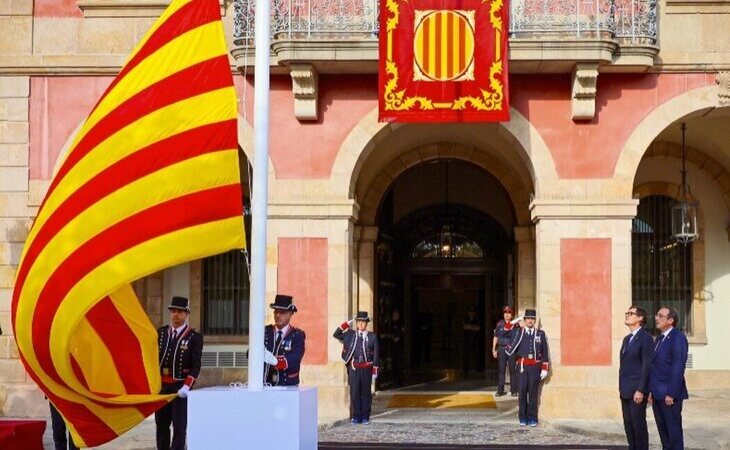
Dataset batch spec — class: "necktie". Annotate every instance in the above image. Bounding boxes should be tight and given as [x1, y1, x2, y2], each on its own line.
[275, 331, 283, 349]
[655, 333, 665, 350]
[172, 329, 178, 340]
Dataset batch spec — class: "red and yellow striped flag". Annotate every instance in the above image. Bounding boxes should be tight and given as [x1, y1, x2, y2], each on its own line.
[11, 0, 244, 446]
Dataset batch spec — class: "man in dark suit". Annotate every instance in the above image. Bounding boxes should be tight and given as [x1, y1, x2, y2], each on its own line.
[619, 305, 653, 450]
[263, 294, 306, 386]
[155, 296, 203, 450]
[334, 311, 379, 425]
[649, 306, 689, 450]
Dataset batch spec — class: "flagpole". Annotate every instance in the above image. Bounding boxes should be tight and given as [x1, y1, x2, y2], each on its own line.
[247, 0, 271, 391]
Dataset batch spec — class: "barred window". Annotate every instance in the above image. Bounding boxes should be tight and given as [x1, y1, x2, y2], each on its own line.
[632, 195, 693, 332]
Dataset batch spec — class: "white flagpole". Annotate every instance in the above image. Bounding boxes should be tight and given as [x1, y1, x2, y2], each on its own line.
[247, 0, 271, 391]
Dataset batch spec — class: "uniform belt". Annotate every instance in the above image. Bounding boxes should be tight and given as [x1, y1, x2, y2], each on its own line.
[352, 362, 372, 368]
[161, 375, 177, 384]
[517, 357, 539, 365]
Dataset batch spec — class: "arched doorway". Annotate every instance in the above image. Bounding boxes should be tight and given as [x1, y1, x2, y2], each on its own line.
[374, 160, 516, 389]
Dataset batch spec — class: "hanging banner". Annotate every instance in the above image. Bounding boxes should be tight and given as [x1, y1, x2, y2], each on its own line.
[379, 0, 510, 123]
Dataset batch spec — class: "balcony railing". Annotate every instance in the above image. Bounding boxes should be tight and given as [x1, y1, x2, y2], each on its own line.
[233, 0, 657, 45]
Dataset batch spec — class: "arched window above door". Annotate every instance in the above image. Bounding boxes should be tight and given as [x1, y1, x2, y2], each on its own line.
[411, 232, 484, 259]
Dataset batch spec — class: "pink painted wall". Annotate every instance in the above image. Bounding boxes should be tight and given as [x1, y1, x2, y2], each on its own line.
[33, 0, 82, 17]
[560, 238, 612, 366]
[29, 72, 715, 183]
[236, 72, 714, 180]
[29, 77, 113, 180]
[235, 75, 377, 179]
[276, 238, 328, 365]
[510, 73, 716, 179]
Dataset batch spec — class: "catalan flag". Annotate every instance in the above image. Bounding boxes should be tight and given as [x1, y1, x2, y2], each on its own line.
[11, 0, 244, 446]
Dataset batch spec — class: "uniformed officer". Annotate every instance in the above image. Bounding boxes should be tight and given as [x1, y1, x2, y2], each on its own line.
[334, 311, 380, 425]
[492, 305, 518, 397]
[155, 296, 203, 450]
[506, 309, 550, 427]
[263, 294, 306, 386]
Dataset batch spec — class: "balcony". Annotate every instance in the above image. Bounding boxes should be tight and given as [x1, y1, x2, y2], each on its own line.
[231, 0, 659, 74]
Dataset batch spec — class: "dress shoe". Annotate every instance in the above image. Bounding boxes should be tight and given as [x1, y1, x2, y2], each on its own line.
[351, 418, 361, 424]
[361, 419, 370, 425]
[495, 391, 507, 397]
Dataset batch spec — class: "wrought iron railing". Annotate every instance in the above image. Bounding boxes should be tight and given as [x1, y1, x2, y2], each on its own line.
[233, 0, 657, 45]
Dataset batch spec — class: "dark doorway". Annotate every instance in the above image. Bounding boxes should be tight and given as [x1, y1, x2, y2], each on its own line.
[374, 160, 515, 390]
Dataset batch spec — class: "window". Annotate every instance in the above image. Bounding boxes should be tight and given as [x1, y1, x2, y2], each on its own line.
[411, 232, 484, 259]
[632, 195, 693, 332]
[202, 249, 250, 335]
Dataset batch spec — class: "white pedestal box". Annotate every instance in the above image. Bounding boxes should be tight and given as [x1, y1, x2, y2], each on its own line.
[187, 386, 318, 450]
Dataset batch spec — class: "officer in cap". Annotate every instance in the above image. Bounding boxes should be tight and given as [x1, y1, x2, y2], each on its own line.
[333, 311, 380, 425]
[156, 296, 203, 450]
[506, 309, 550, 427]
[263, 295, 306, 386]
[492, 305, 518, 397]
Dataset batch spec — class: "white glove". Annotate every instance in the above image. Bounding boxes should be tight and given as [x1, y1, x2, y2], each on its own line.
[540, 370, 548, 380]
[177, 385, 190, 398]
[264, 350, 278, 365]
[510, 316, 524, 325]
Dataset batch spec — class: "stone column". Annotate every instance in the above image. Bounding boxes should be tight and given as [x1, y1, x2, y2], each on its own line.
[355, 225, 378, 317]
[531, 200, 636, 419]
[514, 226, 536, 311]
[266, 201, 357, 422]
[0, 76, 46, 417]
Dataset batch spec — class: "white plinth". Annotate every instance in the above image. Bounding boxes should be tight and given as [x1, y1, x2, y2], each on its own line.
[187, 386, 318, 450]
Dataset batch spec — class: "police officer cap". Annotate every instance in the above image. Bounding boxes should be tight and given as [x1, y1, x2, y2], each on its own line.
[502, 305, 514, 314]
[524, 309, 537, 319]
[168, 296, 190, 312]
[355, 311, 371, 322]
[270, 294, 297, 312]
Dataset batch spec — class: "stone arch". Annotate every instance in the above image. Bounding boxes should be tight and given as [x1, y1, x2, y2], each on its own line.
[640, 141, 730, 213]
[356, 142, 532, 226]
[632, 181, 707, 343]
[614, 85, 722, 186]
[330, 107, 559, 207]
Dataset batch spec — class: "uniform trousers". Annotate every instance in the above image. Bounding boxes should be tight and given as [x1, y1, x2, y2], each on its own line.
[497, 348, 517, 394]
[50, 402, 79, 450]
[349, 366, 373, 421]
[518, 363, 541, 422]
[621, 396, 649, 450]
[155, 381, 187, 450]
[653, 400, 684, 450]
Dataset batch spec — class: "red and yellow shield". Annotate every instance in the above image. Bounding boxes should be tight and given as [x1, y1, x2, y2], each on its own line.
[379, 0, 510, 123]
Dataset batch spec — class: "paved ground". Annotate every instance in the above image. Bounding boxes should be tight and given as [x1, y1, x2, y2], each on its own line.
[39, 387, 730, 449]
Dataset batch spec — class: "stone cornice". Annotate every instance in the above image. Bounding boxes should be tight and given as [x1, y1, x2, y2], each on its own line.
[530, 199, 639, 222]
[267, 202, 359, 220]
[76, 0, 227, 17]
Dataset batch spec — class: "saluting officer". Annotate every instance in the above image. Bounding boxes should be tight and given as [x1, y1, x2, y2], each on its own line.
[263, 294, 306, 386]
[492, 305, 518, 397]
[334, 311, 379, 425]
[156, 296, 203, 450]
[506, 309, 550, 427]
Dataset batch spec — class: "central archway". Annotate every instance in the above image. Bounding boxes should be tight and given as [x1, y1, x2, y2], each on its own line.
[375, 160, 516, 389]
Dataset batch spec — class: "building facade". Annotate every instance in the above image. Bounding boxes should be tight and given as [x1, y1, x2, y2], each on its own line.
[1, 0, 730, 422]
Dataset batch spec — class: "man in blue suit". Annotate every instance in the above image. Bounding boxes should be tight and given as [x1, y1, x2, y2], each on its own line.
[619, 306, 653, 450]
[649, 306, 689, 450]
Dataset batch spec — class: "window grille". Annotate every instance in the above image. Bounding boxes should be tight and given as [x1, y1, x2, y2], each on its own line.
[632, 195, 693, 332]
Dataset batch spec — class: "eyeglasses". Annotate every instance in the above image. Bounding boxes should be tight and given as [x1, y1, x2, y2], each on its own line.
[655, 313, 668, 318]
[624, 311, 636, 316]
